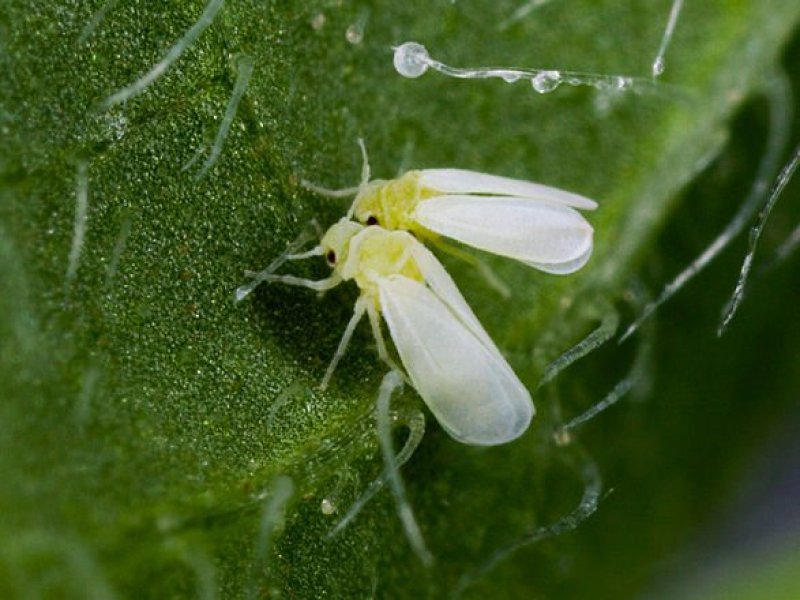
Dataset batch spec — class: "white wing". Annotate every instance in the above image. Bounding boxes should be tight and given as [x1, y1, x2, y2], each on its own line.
[419, 169, 598, 210]
[527, 243, 594, 275]
[408, 240, 500, 351]
[378, 276, 533, 446]
[415, 195, 593, 273]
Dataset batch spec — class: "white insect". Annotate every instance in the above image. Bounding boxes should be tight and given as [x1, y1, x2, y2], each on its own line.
[305, 141, 597, 276]
[237, 218, 534, 446]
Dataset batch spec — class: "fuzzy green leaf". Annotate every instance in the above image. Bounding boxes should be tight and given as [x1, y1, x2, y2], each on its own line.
[1, 1, 799, 597]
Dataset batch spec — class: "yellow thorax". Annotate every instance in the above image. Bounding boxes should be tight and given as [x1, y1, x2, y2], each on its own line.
[321, 219, 424, 310]
[352, 171, 439, 232]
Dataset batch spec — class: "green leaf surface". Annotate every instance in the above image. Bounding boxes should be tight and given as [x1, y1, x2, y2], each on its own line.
[1, 1, 799, 597]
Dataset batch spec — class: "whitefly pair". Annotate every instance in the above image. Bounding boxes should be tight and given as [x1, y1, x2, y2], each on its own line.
[237, 144, 597, 446]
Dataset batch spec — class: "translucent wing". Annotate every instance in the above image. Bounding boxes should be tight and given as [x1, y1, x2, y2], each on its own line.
[378, 276, 533, 446]
[419, 168, 598, 210]
[527, 243, 594, 275]
[408, 240, 500, 351]
[415, 195, 594, 273]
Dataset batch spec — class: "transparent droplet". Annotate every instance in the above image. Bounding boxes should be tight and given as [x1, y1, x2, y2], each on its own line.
[652, 57, 665, 77]
[310, 13, 326, 31]
[104, 113, 128, 141]
[615, 76, 633, 90]
[553, 428, 572, 447]
[321, 498, 337, 515]
[345, 24, 363, 45]
[393, 42, 430, 79]
[531, 70, 561, 93]
[499, 70, 521, 83]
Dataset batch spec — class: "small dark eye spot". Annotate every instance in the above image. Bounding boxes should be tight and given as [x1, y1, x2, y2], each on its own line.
[326, 250, 336, 264]
[366, 215, 379, 226]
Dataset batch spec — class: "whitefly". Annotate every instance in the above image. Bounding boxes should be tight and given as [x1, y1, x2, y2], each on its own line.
[237, 218, 535, 446]
[305, 140, 598, 276]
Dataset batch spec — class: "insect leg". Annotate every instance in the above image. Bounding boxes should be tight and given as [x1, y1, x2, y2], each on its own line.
[236, 273, 342, 302]
[345, 137, 372, 218]
[366, 303, 411, 386]
[320, 298, 367, 389]
[300, 138, 371, 216]
[286, 245, 324, 261]
[235, 228, 319, 300]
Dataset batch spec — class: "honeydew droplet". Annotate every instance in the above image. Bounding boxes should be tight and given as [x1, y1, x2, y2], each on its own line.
[652, 56, 665, 77]
[553, 428, 572, 446]
[393, 42, 430, 79]
[310, 13, 326, 31]
[346, 24, 363, 44]
[615, 76, 633, 90]
[499, 70, 521, 83]
[531, 70, 562, 93]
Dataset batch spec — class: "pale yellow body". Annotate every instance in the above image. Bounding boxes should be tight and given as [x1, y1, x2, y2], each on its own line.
[320, 219, 424, 310]
[238, 215, 534, 447]
[351, 171, 438, 233]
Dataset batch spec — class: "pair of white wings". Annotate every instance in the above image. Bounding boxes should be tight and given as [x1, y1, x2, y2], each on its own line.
[377, 237, 533, 446]
[415, 169, 596, 274]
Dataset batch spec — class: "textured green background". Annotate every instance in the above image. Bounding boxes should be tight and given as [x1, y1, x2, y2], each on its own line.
[1, 1, 799, 598]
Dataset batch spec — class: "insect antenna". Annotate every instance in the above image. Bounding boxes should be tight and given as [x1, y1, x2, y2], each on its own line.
[235, 228, 329, 302]
[286, 245, 324, 261]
